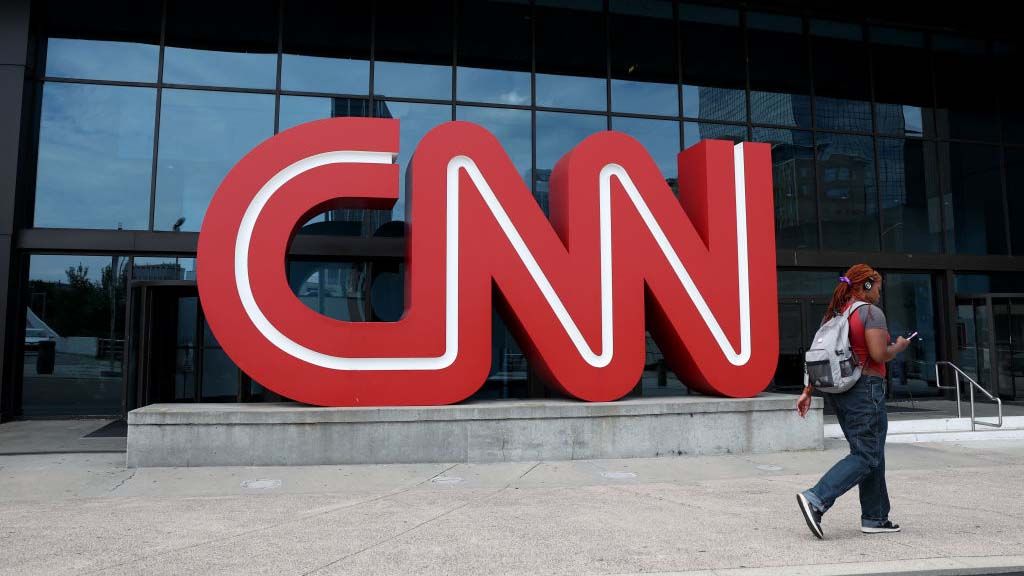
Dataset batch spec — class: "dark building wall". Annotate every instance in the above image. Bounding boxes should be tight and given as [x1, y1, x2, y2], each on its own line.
[0, 0, 31, 421]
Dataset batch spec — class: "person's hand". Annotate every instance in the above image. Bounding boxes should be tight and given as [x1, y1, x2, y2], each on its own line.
[796, 388, 812, 418]
[894, 336, 911, 354]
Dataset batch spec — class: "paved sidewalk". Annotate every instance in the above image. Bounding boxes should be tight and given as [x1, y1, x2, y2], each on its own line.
[0, 432, 1022, 575]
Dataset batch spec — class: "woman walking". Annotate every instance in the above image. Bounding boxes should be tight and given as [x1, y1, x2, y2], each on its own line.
[795, 264, 910, 539]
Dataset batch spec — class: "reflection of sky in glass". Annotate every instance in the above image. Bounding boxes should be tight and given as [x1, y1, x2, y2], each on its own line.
[612, 80, 677, 116]
[35, 83, 155, 230]
[375, 62, 452, 100]
[29, 254, 120, 284]
[457, 67, 531, 105]
[612, 117, 680, 179]
[536, 74, 607, 111]
[154, 90, 274, 232]
[279, 96, 332, 131]
[46, 38, 158, 83]
[457, 106, 532, 187]
[387, 101, 452, 221]
[281, 54, 370, 95]
[280, 96, 373, 132]
[536, 112, 606, 212]
[877, 103, 924, 136]
[163, 47, 277, 89]
[536, 112, 606, 171]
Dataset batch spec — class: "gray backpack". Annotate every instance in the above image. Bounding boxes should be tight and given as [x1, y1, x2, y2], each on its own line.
[804, 301, 868, 394]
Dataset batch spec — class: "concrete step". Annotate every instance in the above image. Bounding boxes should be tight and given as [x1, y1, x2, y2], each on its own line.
[825, 415, 1024, 443]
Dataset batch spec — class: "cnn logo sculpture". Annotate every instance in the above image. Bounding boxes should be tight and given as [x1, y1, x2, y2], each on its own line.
[197, 118, 778, 406]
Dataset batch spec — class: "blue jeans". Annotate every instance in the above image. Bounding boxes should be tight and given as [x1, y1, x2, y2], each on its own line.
[803, 375, 891, 528]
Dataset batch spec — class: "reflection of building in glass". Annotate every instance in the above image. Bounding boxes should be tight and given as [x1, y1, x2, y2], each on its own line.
[132, 263, 192, 281]
[696, 87, 745, 124]
[533, 169, 552, 214]
[817, 137, 873, 219]
[750, 91, 802, 126]
[815, 97, 872, 132]
[323, 99, 395, 237]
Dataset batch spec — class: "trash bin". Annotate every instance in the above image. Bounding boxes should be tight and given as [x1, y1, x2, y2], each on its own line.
[36, 340, 56, 375]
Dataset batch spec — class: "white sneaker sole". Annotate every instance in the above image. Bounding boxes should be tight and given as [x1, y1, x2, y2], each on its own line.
[796, 494, 823, 539]
[861, 526, 901, 534]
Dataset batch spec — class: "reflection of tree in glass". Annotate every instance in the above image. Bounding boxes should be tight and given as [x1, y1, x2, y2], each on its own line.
[28, 264, 127, 339]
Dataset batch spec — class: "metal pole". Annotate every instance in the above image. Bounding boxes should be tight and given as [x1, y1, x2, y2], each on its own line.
[955, 370, 961, 419]
[969, 375, 976, 431]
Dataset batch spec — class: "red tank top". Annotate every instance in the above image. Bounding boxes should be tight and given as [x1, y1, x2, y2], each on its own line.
[847, 302, 886, 377]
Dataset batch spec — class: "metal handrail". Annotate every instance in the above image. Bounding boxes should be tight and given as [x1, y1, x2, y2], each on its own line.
[934, 361, 1003, 431]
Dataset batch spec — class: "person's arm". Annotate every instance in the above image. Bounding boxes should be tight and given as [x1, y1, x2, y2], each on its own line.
[796, 371, 812, 417]
[859, 305, 908, 364]
[796, 385, 813, 417]
[865, 329, 910, 363]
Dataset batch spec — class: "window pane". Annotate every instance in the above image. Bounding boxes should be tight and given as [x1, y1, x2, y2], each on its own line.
[457, 106, 532, 188]
[996, 41, 1024, 144]
[374, 1, 453, 100]
[163, 0, 278, 89]
[21, 255, 128, 417]
[536, 0, 607, 111]
[683, 122, 746, 149]
[816, 133, 878, 251]
[941, 143, 1006, 254]
[871, 27, 933, 137]
[613, 117, 680, 186]
[680, 4, 745, 122]
[748, 13, 811, 128]
[201, 348, 238, 402]
[457, 0, 531, 105]
[933, 35, 1000, 142]
[472, 312, 532, 400]
[154, 90, 275, 232]
[281, 0, 370, 95]
[535, 112, 606, 213]
[35, 83, 155, 230]
[130, 257, 197, 282]
[385, 102, 452, 222]
[279, 96, 373, 132]
[752, 128, 817, 250]
[774, 270, 834, 392]
[288, 260, 380, 321]
[878, 139, 942, 253]
[811, 20, 871, 132]
[43, 0, 160, 82]
[610, 0, 677, 116]
[1007, 149, 1024, 254]
[882, 273, 939, 398]
[279, 97, 390, 236]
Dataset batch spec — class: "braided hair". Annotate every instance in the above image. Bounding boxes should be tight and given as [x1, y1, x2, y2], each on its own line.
[823, 264, 880, 323]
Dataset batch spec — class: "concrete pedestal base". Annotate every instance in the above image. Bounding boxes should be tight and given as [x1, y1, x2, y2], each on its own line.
[126, 393, 823, 468]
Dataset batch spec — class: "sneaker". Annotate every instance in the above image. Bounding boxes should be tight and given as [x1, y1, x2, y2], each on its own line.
[796, 493, 823, 539]
[862, 521, 901, 534]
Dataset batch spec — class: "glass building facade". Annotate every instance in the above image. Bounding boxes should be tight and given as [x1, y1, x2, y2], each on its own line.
[1, 0, 1023, 419]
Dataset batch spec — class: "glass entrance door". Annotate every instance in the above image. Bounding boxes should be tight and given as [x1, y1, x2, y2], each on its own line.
[774, 297, 829, 393]
[955, 295, 1024, 401]
[127, 283, 277, 407]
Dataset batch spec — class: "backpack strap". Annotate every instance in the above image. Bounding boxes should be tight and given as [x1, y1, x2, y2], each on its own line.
[843, 300, 869, 319]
